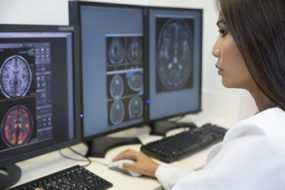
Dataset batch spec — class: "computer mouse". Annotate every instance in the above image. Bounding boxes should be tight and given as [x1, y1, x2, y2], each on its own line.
[108, 160, 141, 177]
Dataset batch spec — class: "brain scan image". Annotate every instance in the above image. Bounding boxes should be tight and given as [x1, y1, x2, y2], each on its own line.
[0, 55, 33, 98]
[156, 18, 193, 92]
[110, 74, 124, 98]
[126, 37, 143, 65]
[127, 71, 143, 92]
[128, 96, 143, 119]
[109, 100, 125, 125]
[107, 37, 126, 65]
[1, 105, 34, 147]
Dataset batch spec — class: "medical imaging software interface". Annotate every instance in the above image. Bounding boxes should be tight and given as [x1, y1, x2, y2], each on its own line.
[106, 35, 144, 126]
[148, 9, 202, 120]
[80, 6, 144, 137]
[0, 32, 75, 153]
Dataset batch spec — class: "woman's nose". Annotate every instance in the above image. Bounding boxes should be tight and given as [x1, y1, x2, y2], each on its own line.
[212, 39, 221, 58]
[212, 47, 220, 58]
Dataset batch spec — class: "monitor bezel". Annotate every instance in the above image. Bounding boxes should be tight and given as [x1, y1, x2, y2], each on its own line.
[0, 24, 82, 167]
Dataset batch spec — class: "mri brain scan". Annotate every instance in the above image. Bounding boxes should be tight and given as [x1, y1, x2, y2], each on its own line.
[157, 19, 193, 91]
[0, 55, 32, 98]
[127, 71, 143, 92]
[1, 105, 33, 147]
[107, 37, 125, 65]
[110, 100, 125, 125]
[126, 37, 143, 65]
[128, 96, 143, 119]
[110, 74, 124, 98]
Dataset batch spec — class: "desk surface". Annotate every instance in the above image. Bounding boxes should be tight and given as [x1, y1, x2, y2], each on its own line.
[14, 126, 213, 190]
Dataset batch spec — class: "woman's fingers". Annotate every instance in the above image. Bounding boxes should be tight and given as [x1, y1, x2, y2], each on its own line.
[112, 149, 139, 161]
[123, 163, 139, 173]
[112, 149, 160, 177]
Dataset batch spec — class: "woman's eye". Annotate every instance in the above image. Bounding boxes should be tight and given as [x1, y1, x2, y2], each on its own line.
[219, 28, 228, 37]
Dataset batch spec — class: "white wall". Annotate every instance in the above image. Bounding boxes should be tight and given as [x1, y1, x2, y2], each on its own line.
[0, 0, 257, 127]
[0, 0, 69, 25]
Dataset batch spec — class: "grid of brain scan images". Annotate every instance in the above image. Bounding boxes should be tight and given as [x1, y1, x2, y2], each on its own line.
[106, 35, 144, 126]
[0, 42, 53, 151]
[156, 18, 194, 93]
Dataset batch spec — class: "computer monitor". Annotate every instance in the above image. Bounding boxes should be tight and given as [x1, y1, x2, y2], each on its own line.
[69, 2, 146, 157]
[0, 25, 81, 189]
[146, 8, 203, 135]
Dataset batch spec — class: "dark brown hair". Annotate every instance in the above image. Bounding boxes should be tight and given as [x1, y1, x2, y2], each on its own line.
[217, 0, 285, 110]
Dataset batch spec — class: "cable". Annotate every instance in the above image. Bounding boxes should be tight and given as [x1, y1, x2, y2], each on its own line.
[59, 149, 85, 162]
[59, 147, 113, 168]
[59, 147, 92, 167]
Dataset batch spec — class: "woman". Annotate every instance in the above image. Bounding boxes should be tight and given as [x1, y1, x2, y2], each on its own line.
[113, 0, 285, 189]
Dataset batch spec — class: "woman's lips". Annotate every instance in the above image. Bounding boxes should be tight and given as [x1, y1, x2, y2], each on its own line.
[215, 64, 223, 75]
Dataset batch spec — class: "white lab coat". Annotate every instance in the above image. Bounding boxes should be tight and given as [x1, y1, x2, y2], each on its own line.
[155, 107, 285, 190]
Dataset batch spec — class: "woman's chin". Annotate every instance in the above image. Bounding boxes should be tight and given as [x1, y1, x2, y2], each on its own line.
[222, 79, 236, 88]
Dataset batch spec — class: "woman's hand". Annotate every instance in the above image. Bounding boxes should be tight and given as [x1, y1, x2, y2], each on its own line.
[112, 149, 160, 178]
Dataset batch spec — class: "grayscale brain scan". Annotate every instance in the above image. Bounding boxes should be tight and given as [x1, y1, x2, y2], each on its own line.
[156, 18, 194, 92]
[126, 37, 143, 65]
[128, 95, 143, 119]
[107, 37, 126, 65]
[0, 55, 32, 98]
[110, 74, 124, 99]
[110, 99, 125, 125]
[127, 71, 143, 93]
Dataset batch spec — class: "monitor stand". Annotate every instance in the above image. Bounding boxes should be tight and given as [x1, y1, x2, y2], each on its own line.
[150, 120, 197, 136]
[0, 164, 21, 190]
[86, 137, 142, 158]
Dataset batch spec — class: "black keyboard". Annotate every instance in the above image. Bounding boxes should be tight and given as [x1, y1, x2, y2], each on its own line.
[10, 165, 113, 190]
[141, 123, 227, 163]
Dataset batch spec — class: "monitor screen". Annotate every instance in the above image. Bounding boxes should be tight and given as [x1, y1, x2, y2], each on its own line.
[147, 8, 202, 121]
[0, 25, 80, 167]
[70, 3, 145, 138]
